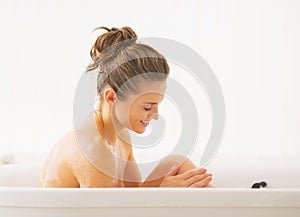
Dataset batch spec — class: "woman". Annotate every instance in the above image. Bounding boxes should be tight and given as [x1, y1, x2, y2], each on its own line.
[39, 26, 214, 188]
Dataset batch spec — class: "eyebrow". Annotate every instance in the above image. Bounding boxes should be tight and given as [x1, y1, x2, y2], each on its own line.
[143, 102, 158, 105]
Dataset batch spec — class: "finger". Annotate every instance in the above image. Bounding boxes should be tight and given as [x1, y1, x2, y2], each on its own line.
[178, 168, 207, 180]
[188, 175, 213, 188]
[203, 183, 215, 188]
[189, 175, 212, 188]
[185, 173, 212, 186]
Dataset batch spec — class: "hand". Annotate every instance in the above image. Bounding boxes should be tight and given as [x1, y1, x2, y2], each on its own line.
[159, 167, 213, 188]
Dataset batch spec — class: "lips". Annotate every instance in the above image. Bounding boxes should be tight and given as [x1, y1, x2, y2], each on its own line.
[140, 120, 149, 127]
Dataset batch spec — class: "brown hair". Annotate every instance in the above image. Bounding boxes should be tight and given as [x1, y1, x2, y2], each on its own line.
[86, 26, 170, 100]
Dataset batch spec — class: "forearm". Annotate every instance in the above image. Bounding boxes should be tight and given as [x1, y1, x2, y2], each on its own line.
[124, 181, 142, 187]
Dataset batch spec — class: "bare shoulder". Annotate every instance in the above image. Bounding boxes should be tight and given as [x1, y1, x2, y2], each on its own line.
[67, 130, 120, 187]
[39, 129, 80, 187]
[39, 129, 110, 187]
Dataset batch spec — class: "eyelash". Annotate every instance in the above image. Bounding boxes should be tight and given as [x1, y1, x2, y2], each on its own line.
[144, 107, 152, 111]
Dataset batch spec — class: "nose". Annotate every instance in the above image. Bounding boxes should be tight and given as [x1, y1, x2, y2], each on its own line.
[151, 105, 159, 120]
[152, 113, 159, 120]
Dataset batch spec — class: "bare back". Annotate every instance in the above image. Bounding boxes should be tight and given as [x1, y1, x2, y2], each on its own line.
[39, 127, 132, 188]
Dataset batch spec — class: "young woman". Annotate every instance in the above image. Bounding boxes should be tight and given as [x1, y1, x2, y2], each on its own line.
[39, 26, 214, 188]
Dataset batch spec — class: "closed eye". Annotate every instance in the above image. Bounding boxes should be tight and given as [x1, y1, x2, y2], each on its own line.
[144, 107, 151, 111]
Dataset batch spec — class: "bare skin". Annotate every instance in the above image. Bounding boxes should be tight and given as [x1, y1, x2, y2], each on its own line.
[39, 80, 214, 188]
[39, 129, 213, 188]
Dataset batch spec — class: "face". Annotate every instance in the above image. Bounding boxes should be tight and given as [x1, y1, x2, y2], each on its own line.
[113, 80, 166, 134]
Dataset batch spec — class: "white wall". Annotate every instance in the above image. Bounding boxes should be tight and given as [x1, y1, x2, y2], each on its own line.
[0, 0, 299, 161]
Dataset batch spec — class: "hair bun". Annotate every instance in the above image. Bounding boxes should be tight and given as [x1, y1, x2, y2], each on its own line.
[92, 26, 137, 55]
[87, 26, 138, 72]
[110, 26, 137, 41]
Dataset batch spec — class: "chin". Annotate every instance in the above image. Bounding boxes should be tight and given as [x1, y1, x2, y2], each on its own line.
[132, 127, 146, 134]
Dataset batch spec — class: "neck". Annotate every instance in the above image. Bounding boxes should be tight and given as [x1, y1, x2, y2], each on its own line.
[94, 104, 122, 146]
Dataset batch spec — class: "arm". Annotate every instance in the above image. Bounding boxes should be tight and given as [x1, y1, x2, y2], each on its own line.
[119, 129, 142, 187]
[123, 149, 143, 187]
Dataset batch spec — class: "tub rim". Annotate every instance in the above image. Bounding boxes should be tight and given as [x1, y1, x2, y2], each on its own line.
[0, 187, 299, 208]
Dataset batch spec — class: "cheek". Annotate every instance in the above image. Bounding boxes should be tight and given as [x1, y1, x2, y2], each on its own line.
[114, 102, 142, 128]
[114, 103, 129, 125]
[129, 106, 148, 127]
[129, 106, 141, 122]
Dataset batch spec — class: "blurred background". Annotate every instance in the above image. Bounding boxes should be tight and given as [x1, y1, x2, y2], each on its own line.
[0, 0, 299, 165]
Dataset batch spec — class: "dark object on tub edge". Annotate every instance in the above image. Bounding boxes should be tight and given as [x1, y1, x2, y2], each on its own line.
[251, 181, 267, 188]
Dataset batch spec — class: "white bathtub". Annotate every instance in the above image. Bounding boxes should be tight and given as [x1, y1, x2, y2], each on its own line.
[0, 155, 299, 217]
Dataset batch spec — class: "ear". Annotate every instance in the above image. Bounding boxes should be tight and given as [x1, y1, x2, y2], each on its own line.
[103, 87, 117, 105]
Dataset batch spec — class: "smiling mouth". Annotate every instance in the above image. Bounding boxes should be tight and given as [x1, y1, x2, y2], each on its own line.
[140, 120, 149, 127]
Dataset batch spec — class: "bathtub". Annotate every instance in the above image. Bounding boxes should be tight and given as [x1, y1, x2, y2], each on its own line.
[0, 154, 299, 217]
